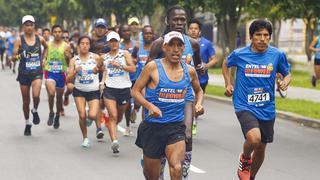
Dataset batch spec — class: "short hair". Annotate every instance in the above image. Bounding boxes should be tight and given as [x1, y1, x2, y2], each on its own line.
[166, 5, 185, 23]
[188, 18, 202, 31]
[249, 19, 273, 38]
[77, 35, 91, 45]
[51, 24, 63, 32]
[43, 28, 50, 33]
[142, 25, 153, 34]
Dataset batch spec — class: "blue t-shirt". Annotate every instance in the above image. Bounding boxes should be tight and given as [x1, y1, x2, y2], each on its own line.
[198, 37, 216, 84]
[227, 45, 290, 121]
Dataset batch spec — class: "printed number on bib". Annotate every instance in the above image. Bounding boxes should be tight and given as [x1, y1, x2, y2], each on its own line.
[248, 93, 270, 103]
[26, 56, 40, 71]
[49, 61, 63, 73]
[108, 65, 124, 77]
[78, 70, 94, 84]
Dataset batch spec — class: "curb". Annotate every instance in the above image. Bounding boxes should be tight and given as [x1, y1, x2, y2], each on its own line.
[204, 94, 320, 129]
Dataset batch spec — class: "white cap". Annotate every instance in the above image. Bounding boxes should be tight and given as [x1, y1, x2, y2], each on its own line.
[163, 31, 184, 45]
[107, 31, 120, 41]
[22, 15, 35, 24]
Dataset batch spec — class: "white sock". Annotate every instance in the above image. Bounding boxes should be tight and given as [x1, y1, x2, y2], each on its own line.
[25, 119, 32, 125]
[32, 108, 37, 113]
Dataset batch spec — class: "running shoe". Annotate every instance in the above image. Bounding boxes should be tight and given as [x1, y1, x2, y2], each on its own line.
[53, 115, 60, 129]
[96, 128, 104, 140]
[24, 124, 32, 136]
[63, 96, 69, 106]
[47, 113, 54, 126]
[123, 127, 131, 136]
[237, 153, 252, 180]
[312, 75, 317, 87]
[81, 138, 90, 148]
[31, 109, 40, 125]
[130, 110, 137, 123]
[111, 140, 120, 153]
[192, 120, 197, 136]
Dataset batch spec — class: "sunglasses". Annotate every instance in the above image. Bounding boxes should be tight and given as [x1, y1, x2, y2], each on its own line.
[62, 36, 69, 39]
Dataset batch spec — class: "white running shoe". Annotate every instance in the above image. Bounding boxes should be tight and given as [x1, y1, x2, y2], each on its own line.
[123, 127, 131, 136]
[111, 140, 120, 153]
[81, 138, 90, 148]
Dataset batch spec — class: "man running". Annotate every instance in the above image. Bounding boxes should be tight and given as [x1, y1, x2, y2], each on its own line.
[13, 15, 48, 136]
[42, 28, 51, 42]
[309, 35, 320, 87]
[133, 31, 204, 180]
[222, 19, 291, 180]
[43, 24, 71, 129]
[89, 18, 110, 140]
[7, 30, 18, 73]
[187, 18, 218, 135]
[148, 5, 202, 179]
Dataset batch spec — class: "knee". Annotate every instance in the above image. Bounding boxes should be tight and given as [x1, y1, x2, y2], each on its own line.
[247, 136, 261, 147]
[79, 113, 86, 121]
[254, 144, 266, 153]
[88, 113, 97, 121]
[171, 163, 182, 174]
[109, 113, 117, 122]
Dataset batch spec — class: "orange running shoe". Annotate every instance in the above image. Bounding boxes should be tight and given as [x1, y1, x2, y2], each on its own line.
[237, 153, 252, 180]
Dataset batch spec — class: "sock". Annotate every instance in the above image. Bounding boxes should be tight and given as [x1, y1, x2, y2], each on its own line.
[182, 151, 192, 179]
[32, 108, 37, 113]
[25, 119, 32, 125]
[159, 156, 166, 180]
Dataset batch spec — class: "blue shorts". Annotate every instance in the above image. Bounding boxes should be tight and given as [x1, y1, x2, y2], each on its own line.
[44, 71, 66, 88]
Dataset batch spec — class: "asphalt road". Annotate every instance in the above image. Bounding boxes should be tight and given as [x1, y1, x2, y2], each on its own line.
[0, 70, 319, 180]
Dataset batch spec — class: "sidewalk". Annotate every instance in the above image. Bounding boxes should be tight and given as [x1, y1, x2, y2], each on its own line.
[208, 74, 320, 103]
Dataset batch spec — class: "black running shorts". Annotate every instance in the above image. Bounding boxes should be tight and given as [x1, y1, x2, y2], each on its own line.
[16, 73, 43, 86]
[136, 121, 186, 159]
[73, 88, 100, 101]
[235, 110, 275, 144]
[103, 87, 130, 106]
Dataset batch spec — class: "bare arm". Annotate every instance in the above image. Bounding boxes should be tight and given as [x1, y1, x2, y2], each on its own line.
[132, 62, 162, 117]
[222, 58, 234, 96]
[64, 43, 72, 65]
[13, 37, 21, 61]
[147, 37, 164, 63]
[309, 36, 320, 52]
[205, 55, 219, 69]
[40, 36, 48, 61]
[189, 38, 202, 68]
[66, 57, 77, 83]
[279, 73, 291, 91]
[123, 50, 136, 73]
[188, 66, 204, 116]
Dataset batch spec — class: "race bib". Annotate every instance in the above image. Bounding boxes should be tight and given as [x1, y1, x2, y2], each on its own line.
[247, 87, 270, 107]
[139, 55, 148, 68]
[25, 53, 40, 71]
[78, 69, 94, 84]
[49, 61, 63, 73]
[107, 64, 124, 77]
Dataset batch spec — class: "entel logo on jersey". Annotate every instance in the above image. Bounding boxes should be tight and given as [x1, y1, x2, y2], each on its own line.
[245, 63, 273, 78]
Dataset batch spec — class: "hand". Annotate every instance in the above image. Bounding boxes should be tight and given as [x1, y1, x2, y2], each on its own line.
[109, 60, 121, 67]
[279, 80, 289, 91]
[194, 103, 204, 118]
[75, 66, 82, 73]
[225, 84, 234, 97]
[93, 66, 99, 74]
[42, 60, 47, 68]
[196, 64, 207, 74]
[99, 83, 105, 93]
[147, 103, 162, 118]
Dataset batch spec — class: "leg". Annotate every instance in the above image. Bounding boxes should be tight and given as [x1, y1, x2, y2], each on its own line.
[314, 64, 320, 80]
[46, 80, 56, 114]
[182, 101, 194, 179]
[104, 98, 118, 141]
[55, 87, 65, 114]
[117, 103, 129, 124]
[74, 97, 87, 138]
[64, 83, 73, 106]
[165, 140, 186, 180]
[20, 85, 31, 120]
[31, 79, 42, 110]
[250, 143, 267, 178]
[88, 99, 100, 123]
[143, 155, 161, 180]
[243, 128, 261, 159]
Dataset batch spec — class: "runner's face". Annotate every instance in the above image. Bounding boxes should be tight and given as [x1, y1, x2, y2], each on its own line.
[52, 27, 63, 41]
[142, 27, 154, 44]
[188, 23, 200, 39]
[130, 22, 139, 33]
[43, 31, 50, 41]
[79, 38, 90, 54]
[163, 38, 185, 63]
[95, 26, 107, 38]
[108, 39, 119, 50]
[23, 22, 35, 35]
[168, 9, 186, 33]
[121, 26, 131, 40]
[251, 28, 270, 52]
[62, 32, 69, 42]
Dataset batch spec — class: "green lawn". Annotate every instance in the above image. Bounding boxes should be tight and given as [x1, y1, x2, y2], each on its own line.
[205, 84, 320, 120]
[207, 68, 320, 90]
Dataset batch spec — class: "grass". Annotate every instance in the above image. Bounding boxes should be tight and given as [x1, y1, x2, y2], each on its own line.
[207, 68, 320, 90]
[205, 84, 320, 120]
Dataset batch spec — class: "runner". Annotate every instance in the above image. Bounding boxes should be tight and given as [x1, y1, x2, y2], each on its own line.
[89, 18, 110, 140]
[13, 15, 48, 136]
[43, 24, 71, 129]
[119, 24, 139, 136]
[130, 25, 154, 125]
[66, 35, 102, 147]
[148, 5, 203, 179]
[128, 17, 141, 41]
[222, 19, 291, 180]
[309, 35, 320, 87]
[102, 31, 136, 153]
[0, 31, 6, 70]
[7, 30, 18, 73]
[133, 31, 204, 180]
[42, 28, 51, 42]
[187, 18, 218, 135]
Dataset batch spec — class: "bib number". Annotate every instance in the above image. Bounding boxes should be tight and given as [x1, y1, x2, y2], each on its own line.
[49, 61, 63, 73]
[248, 93, 270, 103]
[26, 56, 40, 71]
[78, 70, 94, 84]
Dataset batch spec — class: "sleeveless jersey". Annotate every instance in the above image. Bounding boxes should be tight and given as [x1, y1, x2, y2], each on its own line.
[44, 41, 68, 73]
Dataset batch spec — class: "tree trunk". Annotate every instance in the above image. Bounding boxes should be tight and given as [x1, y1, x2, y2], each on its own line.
[271, 19, 281, 47]
[305, 17, 314, 62]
